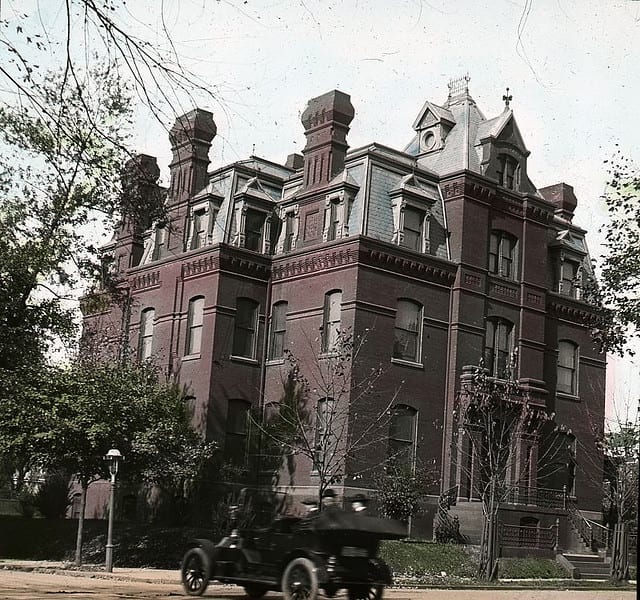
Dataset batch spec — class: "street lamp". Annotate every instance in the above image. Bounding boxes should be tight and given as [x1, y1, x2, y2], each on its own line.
[104, 448, 123, 572]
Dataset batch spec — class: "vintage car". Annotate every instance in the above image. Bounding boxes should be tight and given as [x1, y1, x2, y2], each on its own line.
[180, 506, 405, 599]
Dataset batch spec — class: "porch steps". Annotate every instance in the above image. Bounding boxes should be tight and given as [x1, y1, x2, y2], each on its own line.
[562, 553, 610, 580]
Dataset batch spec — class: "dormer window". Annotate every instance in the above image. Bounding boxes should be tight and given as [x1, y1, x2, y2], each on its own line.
[401, 206, 429, 252]
[322, 191, 351, 242]
[497, 155, 520, 190]
[244, 209, 266, 251]
[152, 226, 166, 260]
[186, 200, 217, 251]
[560, 259, 581, 298]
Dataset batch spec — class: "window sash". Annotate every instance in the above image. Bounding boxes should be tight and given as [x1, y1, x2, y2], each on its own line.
[402, 207, 424, 251]
[233, 300, 258, 358]
[245, 209, 265, 251]
[186, 298, 204, 355]
[485, 319, 513, 378]
[489, 232, 517, 278]
[322, 292, 341, 352]
[283, 213, 295, 251]
[558, 342, 577, 394]
[393, 301, 421, 362]
[314, 398, 333, 470]
[139, 309, 154, 359]
[388, 407, 416, 467]
[327, 201, 340, 241]
[191, 209, 208, 249]
[152, 227, 166, 260]
[269, 303, 287, 359]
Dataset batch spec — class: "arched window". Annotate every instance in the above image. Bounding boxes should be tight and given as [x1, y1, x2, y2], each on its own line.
[489, 231, 518, 280]
[225, 399, 250, 465]
[388, 405, 417, 468]
[558, 341, 579, 395]
[268, 301, 288, 360]
[186, 297, 204, 355]
[322, 290, 342, 352]
[138, 308, 155, 360]
[484, 318, 514, 378]
[232, 298, 259, 358]
[393, 299, 423, 363]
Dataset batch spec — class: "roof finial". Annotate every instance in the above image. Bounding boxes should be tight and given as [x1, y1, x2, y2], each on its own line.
[503, 87, 513, 109]
[448, 73, 471, 99]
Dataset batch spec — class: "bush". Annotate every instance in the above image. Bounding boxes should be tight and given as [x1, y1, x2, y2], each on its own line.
[379, 540, 477, 578]
[497, 557, 566, 579]
[34, 472, 71, 519]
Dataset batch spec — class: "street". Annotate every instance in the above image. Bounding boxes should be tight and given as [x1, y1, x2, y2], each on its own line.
[0, 571, 635, 600]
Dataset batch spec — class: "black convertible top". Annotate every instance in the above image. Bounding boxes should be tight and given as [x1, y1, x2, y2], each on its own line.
[308, 509, 406, 539]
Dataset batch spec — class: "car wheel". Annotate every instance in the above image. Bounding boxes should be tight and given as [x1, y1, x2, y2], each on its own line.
[347, 584, 384, 600]
[244, 583, 268, 598]
[281, 557, 319, 600]
[181, 547, 211, 596]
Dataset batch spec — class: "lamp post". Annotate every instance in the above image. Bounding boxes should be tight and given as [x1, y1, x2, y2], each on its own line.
[104, 448, 123, 572]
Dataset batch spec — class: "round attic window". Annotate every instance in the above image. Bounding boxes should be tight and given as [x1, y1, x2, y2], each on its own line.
[423, 131, 436, 150]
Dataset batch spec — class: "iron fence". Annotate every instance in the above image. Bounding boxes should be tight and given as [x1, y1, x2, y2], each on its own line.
[503, 485, 566, 509]
[501, 522, 559, 550]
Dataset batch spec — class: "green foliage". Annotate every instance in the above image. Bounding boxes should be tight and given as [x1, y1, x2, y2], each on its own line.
[379, 540, 477, 578]
[497, 558, 566, 579]
[374, 463, 436, 522]
[0, 63, 133, 371]
[597, 151, 640, 353]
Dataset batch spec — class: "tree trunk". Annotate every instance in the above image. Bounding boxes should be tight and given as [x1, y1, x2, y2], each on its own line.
[74, 481, 88, 566]
[610, 521, 629, 581]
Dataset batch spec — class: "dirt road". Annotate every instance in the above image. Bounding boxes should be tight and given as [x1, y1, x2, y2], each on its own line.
[0, 570, 635, 599]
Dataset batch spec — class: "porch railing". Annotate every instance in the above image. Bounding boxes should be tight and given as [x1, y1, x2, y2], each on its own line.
[501, 522, 560, 550]
[503, 485, 566, 509]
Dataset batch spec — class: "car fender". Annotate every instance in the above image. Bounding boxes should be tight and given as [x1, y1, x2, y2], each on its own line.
[280, 550, 328, 584]
[185, 538, 218, 563]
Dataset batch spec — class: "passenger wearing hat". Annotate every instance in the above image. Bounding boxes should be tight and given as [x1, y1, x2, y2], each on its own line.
[321, 488, 339, 511]
[350, 493, 368, 513]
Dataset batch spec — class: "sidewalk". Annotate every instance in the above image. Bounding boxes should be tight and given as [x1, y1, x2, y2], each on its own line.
[0, 559, 180, 585]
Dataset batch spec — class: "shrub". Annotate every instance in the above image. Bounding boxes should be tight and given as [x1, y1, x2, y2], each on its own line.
[498, 557, 566, 579]
[380, 540, 477, 578]
[34, 471, 71, 518]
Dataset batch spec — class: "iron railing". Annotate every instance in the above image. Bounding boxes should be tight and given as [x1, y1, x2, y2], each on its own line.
[501, 522, 559, 550]
[503, 485, 566, 509]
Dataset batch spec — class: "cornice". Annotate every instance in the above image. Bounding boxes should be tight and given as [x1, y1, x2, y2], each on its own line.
[272, 246, 358, 280]
[547, 293, 603, 324]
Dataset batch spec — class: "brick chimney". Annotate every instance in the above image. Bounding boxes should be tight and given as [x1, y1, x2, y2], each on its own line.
[169, 109, 217, 204]
[539, 183, 578, 222]
[301, 90, 355, 189]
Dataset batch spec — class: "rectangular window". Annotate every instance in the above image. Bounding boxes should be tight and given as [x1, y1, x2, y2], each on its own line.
[485, 318, 514, 378]
[152, 226, 166, 261]
[268, 302, 287, 360]
[557, 341, 578, 395]
[489, 231, 518, 279]
[388, 406, 417, 468]
[191, 208, 208, 249]
[225, 399, 250, 465]
[393, 300, 422, 362]
[327, 200, 340, 241]
[245, 209, 265, 251]
[232, 299, 258, 358]
[138, 308, 155, 360]
[314, 398, 334, 471]
[283, 212, 295, 252]
[402, 207, 424, 251]
[322, 291, 342, 352]
[186, 297, 204, 355]
[560, 260, 579, 298]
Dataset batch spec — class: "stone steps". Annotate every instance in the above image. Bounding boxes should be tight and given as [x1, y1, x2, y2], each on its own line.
[563, 553, 610, 580]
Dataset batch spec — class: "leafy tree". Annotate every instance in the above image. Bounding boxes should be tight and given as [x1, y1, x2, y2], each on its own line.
[0, 63, 133, 371]
[598, 410, 638, 580]
[0, 359, 215, 565]
[454, 361, 553, 580]
[374, 462, 436, 525]
[255, 330, 400, 509]
[596, 151, 640, 354]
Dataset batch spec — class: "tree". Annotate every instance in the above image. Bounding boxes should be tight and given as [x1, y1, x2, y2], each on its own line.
[0, 359, 215, 565]
[598, 408, 639, 580]
[255, 330, 401, 509]
[1, 1, 219, 138]
[454, 360, 553, 580]
[0, 63, 134, 371]
[596, 151, 640, 354]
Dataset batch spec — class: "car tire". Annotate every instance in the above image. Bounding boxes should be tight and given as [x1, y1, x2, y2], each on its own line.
[281, 557, 319, 600]
[244, 583, 268, 598]
[181, 547, 211, 596]
[347, 584, 384, 600]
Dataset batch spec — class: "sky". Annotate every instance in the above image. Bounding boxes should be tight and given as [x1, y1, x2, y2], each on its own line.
[3, 0, 640, 423]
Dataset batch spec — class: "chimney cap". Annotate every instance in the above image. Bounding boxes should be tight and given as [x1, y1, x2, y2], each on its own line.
[301, 90, 354, 130]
